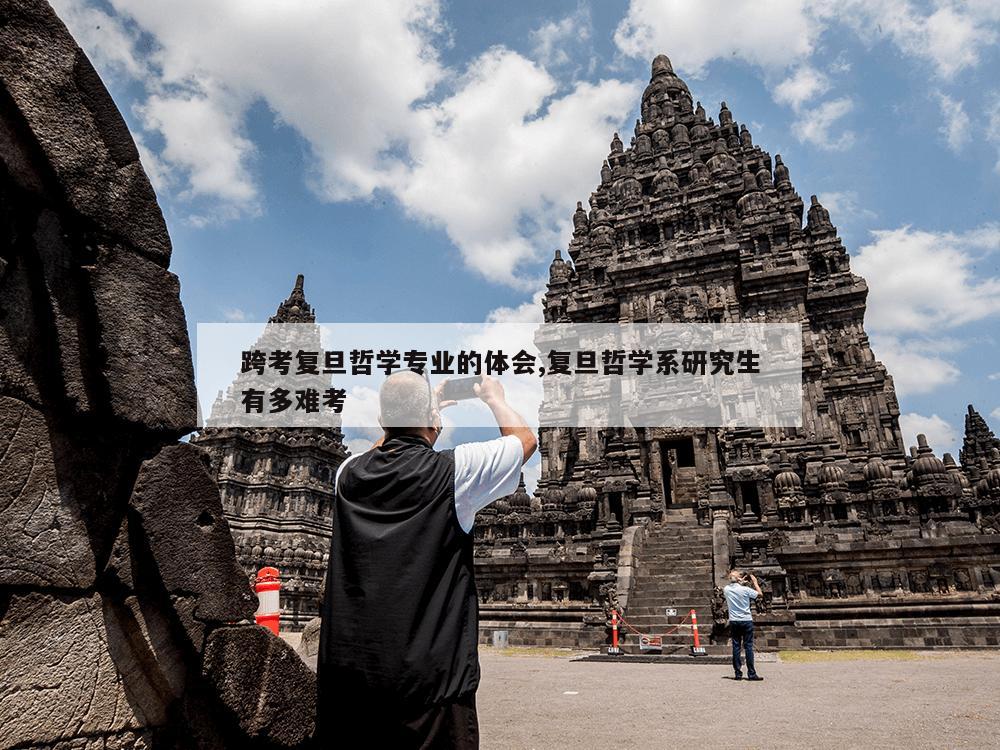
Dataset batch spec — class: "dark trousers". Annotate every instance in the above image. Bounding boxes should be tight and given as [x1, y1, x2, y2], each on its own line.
[730, 620, 757, 677]
[316, 691, 479, 749]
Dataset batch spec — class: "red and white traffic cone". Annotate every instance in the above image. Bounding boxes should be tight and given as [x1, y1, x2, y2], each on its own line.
[690, 608, 706, 655]
[255, 567, 281, 635]
[608, 608, 622, 655]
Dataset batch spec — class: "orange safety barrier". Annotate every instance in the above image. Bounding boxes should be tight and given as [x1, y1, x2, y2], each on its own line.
[255, 567, 281, 635]
[608, 608, 622, 655]
[607, 608, 694, 655]
[690, 608, 707, 655]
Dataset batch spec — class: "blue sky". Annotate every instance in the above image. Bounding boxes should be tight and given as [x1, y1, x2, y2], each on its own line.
[53, 0, 1000, 460]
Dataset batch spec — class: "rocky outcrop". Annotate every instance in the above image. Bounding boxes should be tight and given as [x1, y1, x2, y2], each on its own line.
[0, 1, 316, 747]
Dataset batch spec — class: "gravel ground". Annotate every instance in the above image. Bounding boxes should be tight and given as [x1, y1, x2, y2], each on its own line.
[476, 649, 1000, 750]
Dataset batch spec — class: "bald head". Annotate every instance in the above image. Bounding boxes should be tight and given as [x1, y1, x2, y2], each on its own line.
[379, 370, 434, 429]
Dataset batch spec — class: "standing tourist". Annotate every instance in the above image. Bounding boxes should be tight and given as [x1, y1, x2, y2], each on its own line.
[723, 569, 764, 681]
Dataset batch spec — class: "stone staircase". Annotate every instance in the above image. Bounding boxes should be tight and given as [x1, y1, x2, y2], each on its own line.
[622, 507, 723, 654]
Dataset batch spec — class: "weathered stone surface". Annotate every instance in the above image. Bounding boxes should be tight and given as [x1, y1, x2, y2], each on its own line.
[295, 616, 321, 669]
[0, 2, 316, 746]
[202, 625, 316, 747]
[86, 244, 197, 434]
[99, 592, 190, 729]
[0, 0, 170, 262]
[0, 25, 194, 433]
[0, 177, 100, 415]
[0, 396, 96, 587]
[129, 443, 257, 647]
[0, 593, 147, 747]
[7, 729, 155, 749]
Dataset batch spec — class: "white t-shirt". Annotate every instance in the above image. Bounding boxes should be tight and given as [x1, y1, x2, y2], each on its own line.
[335, 435, 525, 533]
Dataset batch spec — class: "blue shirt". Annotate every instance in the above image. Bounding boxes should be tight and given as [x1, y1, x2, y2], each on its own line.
[723, 582, 759, 622]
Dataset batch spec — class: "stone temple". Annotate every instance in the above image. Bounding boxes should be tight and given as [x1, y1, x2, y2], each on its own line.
[192, 275, 348, 631]
[7, 0, 999, 743]
[200, 54, 1000, 653]
[471, 55, 1000, 650]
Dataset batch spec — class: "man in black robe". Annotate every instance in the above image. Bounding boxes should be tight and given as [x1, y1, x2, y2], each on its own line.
[317, 371, 536, 748]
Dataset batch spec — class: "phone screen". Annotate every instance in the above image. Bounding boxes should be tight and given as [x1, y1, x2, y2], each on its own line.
[439, 376, 482, 401]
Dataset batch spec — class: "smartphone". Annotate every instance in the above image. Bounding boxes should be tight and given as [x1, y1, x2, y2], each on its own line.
[439, 376, 482, 401]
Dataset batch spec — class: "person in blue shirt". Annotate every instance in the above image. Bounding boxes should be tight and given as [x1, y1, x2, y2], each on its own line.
[722, 569, 764, 681]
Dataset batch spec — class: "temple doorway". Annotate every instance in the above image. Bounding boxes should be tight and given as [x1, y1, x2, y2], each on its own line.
[608, 492, 623, 528]
[740, 481, 761, 518]
[660, 437, 696, 506]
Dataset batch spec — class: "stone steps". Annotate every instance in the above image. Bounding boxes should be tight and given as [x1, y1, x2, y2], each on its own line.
[640, 546, 713, 555]
[624, 515, 717, 647]
[632, 569, 712, 579]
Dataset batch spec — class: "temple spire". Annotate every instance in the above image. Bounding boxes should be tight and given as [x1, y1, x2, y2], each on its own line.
[269, 273, 316, 323]
[960, 404, 1000, 482]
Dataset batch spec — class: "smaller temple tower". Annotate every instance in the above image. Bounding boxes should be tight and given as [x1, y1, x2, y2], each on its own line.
[192, 275, 349, 629]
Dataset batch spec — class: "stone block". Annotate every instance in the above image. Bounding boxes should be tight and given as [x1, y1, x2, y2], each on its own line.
[129, 444, 257, 648]
[0, 0, 170, 261]
[0, 396, 95, 587]
[0, 203, 98, 415]
[296, 616, 322, 660]
[202, 625, 316, 747]
[0, 593, 148, 747]
[85, 245, 196, 434]
[0, 119, 191, 434]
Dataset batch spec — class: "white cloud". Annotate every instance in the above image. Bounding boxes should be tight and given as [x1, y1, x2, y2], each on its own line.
[991, 407, 1000, 421]
[50, 0, 146, 78]
[613, 0, 1000, 80]
[614, 0, 819, 75]
[934, 91, 971, 152]
[791, 96, 855, 150]
[986, 93, 1000, 173]
[899, 412, 957, 458]
[818, 190, 875, 222]
[853, 224, 1000, 334]
[828, 51, 852, 75]
[485, 290, 546, 325]
[137, 91, 258, 210]
[869, 336, 960, 397]
[531, 5, 591, 68]
[830, 0, 999, 79]
[55, 0, 638, 287]
[389, 49, 638, 286]
[856, 224, 1000, 400]
[921, 5, 996, 78]
[221, 307, 249, 322]
[56, 0, 1000, 288]
[773, 65, 829, 110]
[55, 0, 446, 221]
[771, 66, 852, 151]
[988, 372, 1000, 381]
[612, 0, 1000, 157]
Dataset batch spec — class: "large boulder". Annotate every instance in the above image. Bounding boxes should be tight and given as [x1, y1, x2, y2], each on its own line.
[0, 2, 318, 747]
[0, 0, 196, 435]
